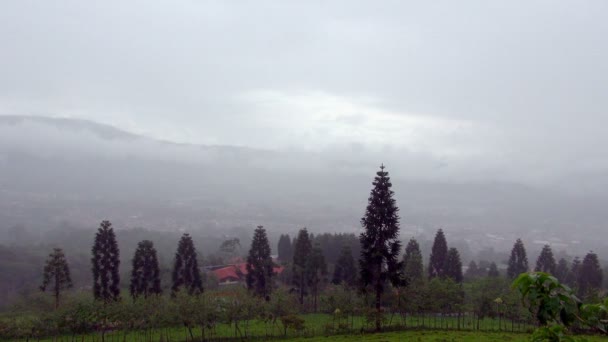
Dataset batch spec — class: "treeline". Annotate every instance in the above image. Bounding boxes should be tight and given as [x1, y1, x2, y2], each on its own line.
[1, 165, 607, 340]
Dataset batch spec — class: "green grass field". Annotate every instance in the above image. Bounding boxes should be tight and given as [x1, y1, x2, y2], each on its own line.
[2, 314, 602, 342]
[287, 330, 607, 342]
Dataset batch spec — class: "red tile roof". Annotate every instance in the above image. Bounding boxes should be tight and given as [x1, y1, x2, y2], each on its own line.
[212, 263, 284, 283]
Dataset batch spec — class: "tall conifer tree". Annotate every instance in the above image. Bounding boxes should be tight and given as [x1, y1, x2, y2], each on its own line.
[246, 225, 274, 299]
[487, 262, 500, 277]
[359, 164, 403, 331]
[292, 228, 312, 305]
[578, 251, 603, 298]
[91, 220, 121, 302]
[171, 233, 203, 296]
[332, 244, 357, 286]
[307, 243, 327, 312]
[428, 229, 448, 279]
[566, 257, 581, 288]
[444, 247, 463, 283]
[554, 258, 569, 282]
[403, 238, 424, 282]
[277, 234, 292, 263]
[130, 240, 162, 300]
[535, 244, 556, 274]
[40, 248, 73, 309]
[507, 238, 529, 279]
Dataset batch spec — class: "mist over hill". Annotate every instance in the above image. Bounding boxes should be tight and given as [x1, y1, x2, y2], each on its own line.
[1, 115, 607, 260]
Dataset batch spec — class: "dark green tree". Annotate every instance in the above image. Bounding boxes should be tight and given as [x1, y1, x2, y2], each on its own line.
[359, 164, 404, 331]
[554, 258, 569, 282]
[577, 251, 603, 298]
[91, 220, 120, 302]
[40, 248, 73, 309]
[534, 244, 556, 274]
[129, 240, 161, 300]
[171, 233, 203, 296]
[332, 244, 357, 287]
[465, 260, 480, 280]
[246, 225, 273, 299]
[307, 243, 327, 311]
[277, 234, 293, 263]
[444, 247, 463, 283]
[428, 229, 448, 279]
[403, 238, 424, 282]
[292, 227, 312, 305]
[507, 238, 529, 279]
[565, 257, 581, 288]
[487, 262, 500, 277]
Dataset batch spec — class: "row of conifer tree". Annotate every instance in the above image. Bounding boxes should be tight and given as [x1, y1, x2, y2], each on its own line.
[39, 165, 604, 325]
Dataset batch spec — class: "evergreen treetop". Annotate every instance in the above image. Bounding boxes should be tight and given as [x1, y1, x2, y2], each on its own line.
[246, 225, 274, 299]
[91, 220, 121, 302]
[40, 248, 73, 309]
[403, 238, 424, 282]
[171, 233, 203, 296]
[507, 238, 529, 279]
[359, 164, 404, 331]
[130, 240, 162, 300]
[444, 247, 463, 283]
[428, 229, 448, 279]
[535, 244, 556, 274]
[332, 244, 357, 287]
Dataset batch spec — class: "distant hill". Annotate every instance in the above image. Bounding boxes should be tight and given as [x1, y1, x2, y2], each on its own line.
[1, 115, 607, 260]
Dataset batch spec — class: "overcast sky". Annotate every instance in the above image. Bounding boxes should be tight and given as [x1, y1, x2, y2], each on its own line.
[1, 1, 608, 185]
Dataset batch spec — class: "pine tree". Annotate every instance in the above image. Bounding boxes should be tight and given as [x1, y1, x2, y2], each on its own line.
[565, 257, 581, 288]
[40, 248, 73, 309]
[554, 258, 569, 282]
[246, 225, 273, 299]
[332, 244, 357, 287]
[487, 262, 500, 277]
[428, 229, 448, 279]
[444, 248, 463, 283]
[359, 164, 404, 331]
[277, 234, 292, 263]
[171, 233, 203, 296]
[129, 240, 161, 300]
[534, 244, 556, 274]
[465, 261, 480, 280]
[91, 220, 121, 302]
[403, 238, 424, 282]
[307, 243, 327, 312]
[292, 228, 312, 305]
[507, 238, 528, 279]
[578, 251, 603, 298]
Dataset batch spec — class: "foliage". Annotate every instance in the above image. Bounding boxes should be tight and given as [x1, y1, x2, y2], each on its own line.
[428, 229, 448, 279]
[91, 220, 121, 302]
[332, 245, 357, 287]
[359, 164, 404, 331]
[171, 233, 203, 296]
[40, 248, 73, 309]
[578, 252, 603, 299]
[292, 228, 313, 305]
[129, 240, 161, 300]
[246, 225, 273, 299]
[308, 243, 328, 311]
[555, 259, 570, 283]
[403, 238, 424, 282]
[277, 234, 293, 263]
[507, 239, 529, 279]
[488, 262, 500, 277]
[445, 247, 463, 283]
[535, 245, 557, 275]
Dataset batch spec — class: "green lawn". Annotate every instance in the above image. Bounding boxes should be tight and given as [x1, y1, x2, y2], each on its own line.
[1, 314, 600, 342]
[287, 330, 606, 342]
